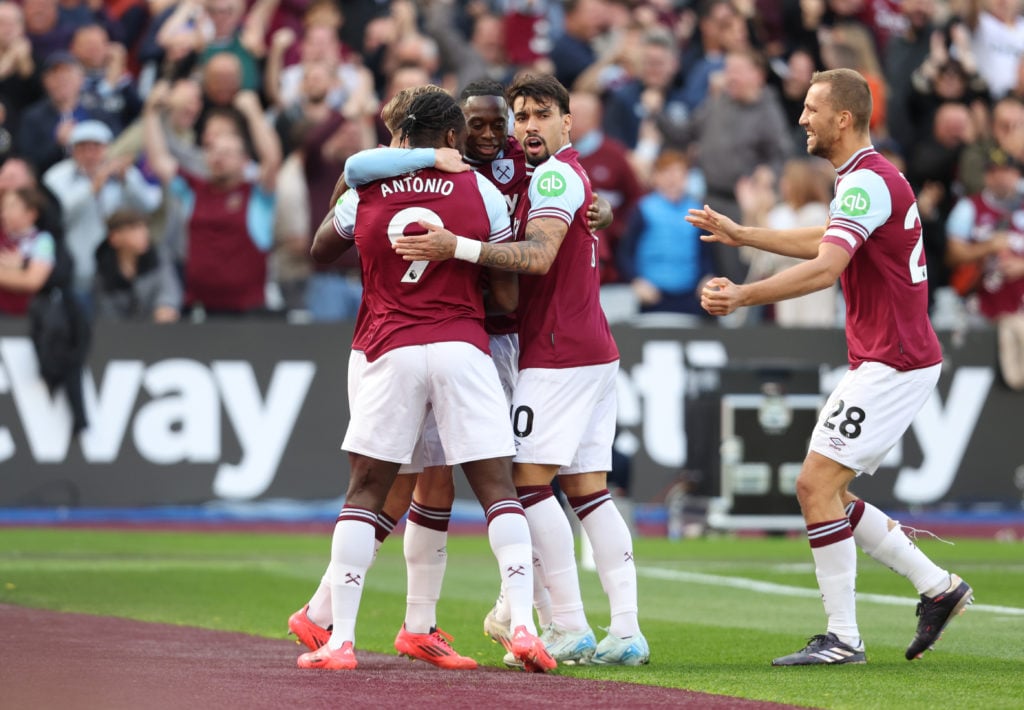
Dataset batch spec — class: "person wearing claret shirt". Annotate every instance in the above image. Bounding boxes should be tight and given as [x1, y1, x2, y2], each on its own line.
[688, 68, 973, 667]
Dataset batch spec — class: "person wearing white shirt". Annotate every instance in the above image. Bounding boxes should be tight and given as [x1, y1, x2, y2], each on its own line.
[42, 119, 162, 309]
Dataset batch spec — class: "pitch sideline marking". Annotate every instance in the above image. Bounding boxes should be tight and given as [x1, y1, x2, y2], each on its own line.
[639, 566, 1024, 616]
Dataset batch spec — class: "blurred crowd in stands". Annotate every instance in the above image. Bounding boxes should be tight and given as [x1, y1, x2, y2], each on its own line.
[0, 0, 1020, 359]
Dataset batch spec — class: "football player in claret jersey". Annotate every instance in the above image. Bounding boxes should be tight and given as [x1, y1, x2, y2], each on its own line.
[395, 74, 649, 667]
[295, 91, 554, 673]
[688, 68, 973, 666]
[288, 84, 484, 672]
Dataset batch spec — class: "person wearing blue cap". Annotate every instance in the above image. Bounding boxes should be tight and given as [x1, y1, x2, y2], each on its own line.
[41, 118, 162, 313]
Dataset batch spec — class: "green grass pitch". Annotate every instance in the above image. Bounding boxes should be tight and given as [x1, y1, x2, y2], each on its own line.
[1, 527, 1022, 709]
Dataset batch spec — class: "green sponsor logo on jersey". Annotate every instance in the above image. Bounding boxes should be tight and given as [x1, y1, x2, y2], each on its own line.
[536, 171, 566, 197]
[838, 187, 870, 216]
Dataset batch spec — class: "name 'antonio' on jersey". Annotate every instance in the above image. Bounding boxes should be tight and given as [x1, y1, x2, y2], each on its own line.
[518, 146, 619, 369]
[333, 168, 512, 361]
[822, 147, 942, 371]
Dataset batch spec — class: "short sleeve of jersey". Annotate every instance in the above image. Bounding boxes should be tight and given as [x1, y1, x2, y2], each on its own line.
[474, 172, 512, 243]
[527, 158, 586, 226]
[332, 189, 360, 239]
[344, 147, 435, 187]
[823, 169, 893, 254]
[28, 231, 55, 264]
[945, 198, 978, 242]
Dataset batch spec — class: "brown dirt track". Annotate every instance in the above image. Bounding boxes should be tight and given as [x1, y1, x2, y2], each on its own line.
[0, 604, 810, 710]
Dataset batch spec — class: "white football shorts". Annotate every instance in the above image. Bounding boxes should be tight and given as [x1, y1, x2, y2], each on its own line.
[808, 361, 941, 475]
[397, 408, 446, 474]
[489, 332, 519, 406]
[511, 361, 618, 474]
[343, 342, 515, 465]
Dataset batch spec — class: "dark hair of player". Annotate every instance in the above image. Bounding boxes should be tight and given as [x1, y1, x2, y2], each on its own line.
[398, 91, 467, 148]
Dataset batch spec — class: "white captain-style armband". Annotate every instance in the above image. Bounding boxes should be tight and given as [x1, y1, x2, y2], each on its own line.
[453, 235, 482, 263]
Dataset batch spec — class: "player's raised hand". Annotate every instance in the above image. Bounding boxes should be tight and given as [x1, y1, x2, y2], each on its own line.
[686, 205, 742, 247]
[393, 221, 458, 261]
[700, 276, 742, 316]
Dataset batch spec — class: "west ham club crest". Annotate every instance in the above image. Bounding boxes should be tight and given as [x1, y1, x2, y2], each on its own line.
[491, 158, 514, 185]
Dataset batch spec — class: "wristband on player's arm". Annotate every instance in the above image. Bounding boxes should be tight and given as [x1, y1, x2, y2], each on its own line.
[453, 235, 482, 263]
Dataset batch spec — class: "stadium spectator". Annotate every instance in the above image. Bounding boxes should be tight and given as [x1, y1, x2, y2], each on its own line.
[23, 0, 74, 66]
[301, 112, 373, 322]
[770, 47, 817, 152]
[107, 76, 202, 263]
[195, 51, 245, 136]
[265, 21, 376, 120]
[374, 1, 443, 91]
[423, 4, 512, 95]
[663, 48, 794, 283]
[143, 84, 279, 316]
[820, 23, 888, 136]
[548, 0, 609, 90]
[0, 157, 63, 244]
[42, 119, 162, 309]
[570, 89, 642, 284]
[104, 0, 149, 55]
[4, 179, 89, 433]
[0, 1, 39, 135]
[946, 147, 1024, 389]
[617, 149, 713, 318]
[690, 68, 973, 667]
[273, 58, 335, 155]
[269, 148, 310, 315]
[372, 63, 432, 146]
[0, 186, 54, 316]
[906, 23, 987, 152]
[92, 208, 180, 322]
[69, 23, 141, 134]
[337, 0, 390, 57]
[16, 50, 116, 174]
[967, 0, 1024, 101]
[907, 101, 975, 223]
[739, 158, 840, 327]
[781, 0, 903, 65]
[958, 95, 1024, 196]
[884, 0, 941, 156]
[602, 27, 688, 150]
[678, 0, 746, 113]
[156, 0, 270, 93]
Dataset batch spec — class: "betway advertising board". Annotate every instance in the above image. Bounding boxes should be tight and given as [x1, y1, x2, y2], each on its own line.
[0, 321, 1020, 510]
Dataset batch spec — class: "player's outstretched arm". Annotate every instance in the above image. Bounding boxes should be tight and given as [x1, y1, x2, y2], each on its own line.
[686, 204, 825, 259]
[344, 147, 468, 187]
[701, 242, 849, 316]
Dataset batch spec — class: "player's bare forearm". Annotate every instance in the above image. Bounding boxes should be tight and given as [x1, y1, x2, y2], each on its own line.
[741, 244, 848, 306]
[396, 217, 564, 273]
[738, 225, 826, 259]
[479, 218, 564, 274]
[688, 204, 824, 259]
[311, 210, 353, 263]
[484, 268, 518, 314]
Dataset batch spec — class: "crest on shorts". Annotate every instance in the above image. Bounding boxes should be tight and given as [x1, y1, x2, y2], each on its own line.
[491, 159, 515, 185]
